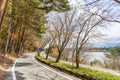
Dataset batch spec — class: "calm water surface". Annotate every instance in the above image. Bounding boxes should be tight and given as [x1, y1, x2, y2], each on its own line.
[84, 52, 109, 63]
[69, 52, 109, 63]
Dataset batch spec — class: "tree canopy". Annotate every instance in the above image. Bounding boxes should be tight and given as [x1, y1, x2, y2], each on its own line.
[0, 0, 70, 53]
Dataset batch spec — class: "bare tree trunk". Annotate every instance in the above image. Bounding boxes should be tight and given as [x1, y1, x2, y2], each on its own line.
[45, 40, 54, 59]
[15, 24, 22, 53]
[19, 25, 26, 54]
[114, 0, 120, 4]
[5, 0, 15, 53]
[4, 22, 11, 53]
[72, 51, 75, 67]
[0, 0, 8, 30]
[46, 46, 51, 59]
[76, 51, 80, 68]
[56, 50, 62, 62]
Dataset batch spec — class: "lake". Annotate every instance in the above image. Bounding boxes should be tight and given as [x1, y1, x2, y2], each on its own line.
[84, 52, 109, 63]
[68, 52, 109, 63]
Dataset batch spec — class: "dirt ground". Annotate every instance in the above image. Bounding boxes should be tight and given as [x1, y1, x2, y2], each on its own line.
[0, 54, 17, 80]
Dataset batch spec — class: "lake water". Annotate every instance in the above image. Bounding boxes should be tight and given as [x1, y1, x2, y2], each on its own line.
[69, 52, 109, 63]
[84, 52, 109, 63]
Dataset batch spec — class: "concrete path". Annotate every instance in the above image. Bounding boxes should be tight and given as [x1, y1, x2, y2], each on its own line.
[40, 51, 120, 76]
[6, 53, 81, 80]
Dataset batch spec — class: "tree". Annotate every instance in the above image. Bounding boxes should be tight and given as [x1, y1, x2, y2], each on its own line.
[60, 5, 104, 68]
[114, 0, 120, 4]
[0, 0, 70, 54]
[45, 30, 58, 59]
[85, 0, 120, 24]
[86, 0, 120, 5]
[47, 4, 104, 66]
[105, 46, 120, 69]
[0, 0, 8, 30]
[47, 9, 79, 62]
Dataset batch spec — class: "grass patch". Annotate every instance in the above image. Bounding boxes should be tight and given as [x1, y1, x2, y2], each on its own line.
[36, 54, 120, 80]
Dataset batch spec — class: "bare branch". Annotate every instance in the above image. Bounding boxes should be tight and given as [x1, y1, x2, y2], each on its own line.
[114, 0, 120, 4]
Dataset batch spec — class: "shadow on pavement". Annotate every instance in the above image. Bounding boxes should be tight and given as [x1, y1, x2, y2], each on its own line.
[21, 55, 29, 58]
[6, 71, 13, 80]
[6, 71, 26, 80]
[15, 71, 26, 80]
[15, 62, 33, 67]
[35, 70, 60, 80]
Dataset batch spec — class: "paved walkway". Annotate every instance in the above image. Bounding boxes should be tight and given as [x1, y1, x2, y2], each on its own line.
[6, 53, 81, 80]
[40, 51, 120, 76]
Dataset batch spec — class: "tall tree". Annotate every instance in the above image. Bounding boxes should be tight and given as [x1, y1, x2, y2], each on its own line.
[0, 0, 8, 30]
[47, 9, 79, 62]
[0, 0, 70, 54]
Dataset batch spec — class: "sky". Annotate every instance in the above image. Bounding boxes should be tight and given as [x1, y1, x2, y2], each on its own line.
[69, 0, 120, 47]
[96, 23, 120, 47]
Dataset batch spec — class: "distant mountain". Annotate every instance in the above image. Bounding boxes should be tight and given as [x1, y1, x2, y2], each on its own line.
[95, 43, 120, 48]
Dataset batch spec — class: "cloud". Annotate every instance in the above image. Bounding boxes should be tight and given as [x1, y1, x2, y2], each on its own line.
[96, 22, 120, 46]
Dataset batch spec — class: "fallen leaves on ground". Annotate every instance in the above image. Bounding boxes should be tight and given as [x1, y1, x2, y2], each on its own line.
[0, 54, 17, 80]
